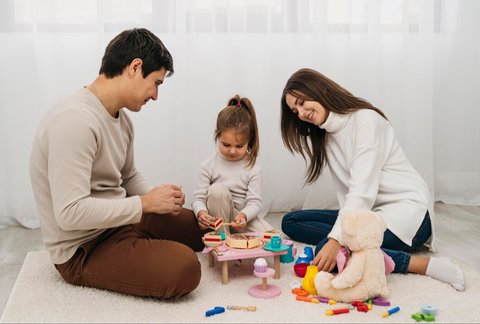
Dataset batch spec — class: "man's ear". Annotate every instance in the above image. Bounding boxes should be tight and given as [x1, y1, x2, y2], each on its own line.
[129, 58, 143, 77]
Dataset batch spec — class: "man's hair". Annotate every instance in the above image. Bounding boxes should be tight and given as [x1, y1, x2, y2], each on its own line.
[99, 28, 174, 78]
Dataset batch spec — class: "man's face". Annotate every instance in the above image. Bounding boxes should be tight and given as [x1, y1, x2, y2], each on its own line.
[126, 67, 167, 112]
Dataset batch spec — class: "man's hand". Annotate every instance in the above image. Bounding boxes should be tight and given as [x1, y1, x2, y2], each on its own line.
[311, 238, 340, 272]
[140, 184, 185, 215]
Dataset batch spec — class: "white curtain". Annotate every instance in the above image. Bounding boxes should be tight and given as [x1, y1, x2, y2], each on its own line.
[0, 0, 479, 229]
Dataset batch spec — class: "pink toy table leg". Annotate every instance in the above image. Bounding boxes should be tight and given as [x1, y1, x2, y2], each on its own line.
[204, 243, 287, 285]
[208, 253, 214, 267]
[222, 261, 228, 284]
[208, 255, 230, 285]
[248, 268, 281, 299]
[274, 256, 281, 279]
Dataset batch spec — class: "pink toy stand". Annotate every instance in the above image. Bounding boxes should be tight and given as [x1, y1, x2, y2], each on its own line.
[248, 268, 281, 299]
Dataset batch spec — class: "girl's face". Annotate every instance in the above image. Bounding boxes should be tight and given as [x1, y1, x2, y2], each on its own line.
[285, 92, 329, 126]
[218, 129, 249, 162]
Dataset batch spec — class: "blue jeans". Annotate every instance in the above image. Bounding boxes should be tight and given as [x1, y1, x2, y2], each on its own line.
[281, 209, 432, 274]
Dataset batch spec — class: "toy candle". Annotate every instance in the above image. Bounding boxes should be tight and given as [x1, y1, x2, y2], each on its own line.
[325, 308, 350, 316]
[295, 295, 320, 303]
[382, 306, 400, 318]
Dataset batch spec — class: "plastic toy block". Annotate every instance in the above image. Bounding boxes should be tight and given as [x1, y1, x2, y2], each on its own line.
[313, 296, 336, 304]
[205, 306, 225, 317]
[422, 304, 438, 316]
[291, 288, 308, 296]
[325, 308, 350, 316]
[373, 296, 390, 306]
[301, 265, 318, 295]
[411, 312, 436, 322]
[382, 306, 400, 318]
[423, 314, 436, 322]
[296, 295, 320, 303]
[412, 312, 425, 321]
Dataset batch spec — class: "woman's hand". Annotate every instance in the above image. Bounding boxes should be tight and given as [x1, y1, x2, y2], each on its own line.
[311, 238, 340, 272]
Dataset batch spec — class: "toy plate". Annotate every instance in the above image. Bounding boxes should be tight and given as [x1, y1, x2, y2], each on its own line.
[263, 242, 290, 252]
[226, 240, 265, 251]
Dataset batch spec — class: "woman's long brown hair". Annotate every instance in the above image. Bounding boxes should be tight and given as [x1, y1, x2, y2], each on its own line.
[281, 68, 387, 184]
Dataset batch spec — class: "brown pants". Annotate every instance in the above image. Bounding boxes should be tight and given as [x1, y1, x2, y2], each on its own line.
[55, 208, 207, 299]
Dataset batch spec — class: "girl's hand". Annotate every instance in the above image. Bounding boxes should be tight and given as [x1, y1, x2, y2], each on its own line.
[197, 210, 213, 230]
[311, 238, 340, 272]
[232, 213, 247, 228]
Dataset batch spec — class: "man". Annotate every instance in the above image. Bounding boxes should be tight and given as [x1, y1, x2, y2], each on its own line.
[30, 28, 206, 298]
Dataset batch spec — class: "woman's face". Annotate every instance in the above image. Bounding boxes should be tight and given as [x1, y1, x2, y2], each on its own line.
[285, 92, 329, 126]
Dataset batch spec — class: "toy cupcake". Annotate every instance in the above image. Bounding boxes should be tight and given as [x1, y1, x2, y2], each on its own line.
[254, 258, 268, 273]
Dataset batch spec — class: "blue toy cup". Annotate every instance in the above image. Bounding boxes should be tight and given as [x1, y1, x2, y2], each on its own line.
[295, 253, 310, 265]
[280, 240, 295, 263]
[271, 236, 281, 249]
[304, 246, 314, 262]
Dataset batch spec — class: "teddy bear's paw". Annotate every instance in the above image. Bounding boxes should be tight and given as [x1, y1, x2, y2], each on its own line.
[314, 271, 334, 292]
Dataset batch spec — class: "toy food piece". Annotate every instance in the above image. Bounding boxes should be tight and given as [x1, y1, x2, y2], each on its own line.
[226, 234, 261, 249]
[263, 229, 281, 242]
[203, 231, 223, 246]
[254, 258, 268, 272]
[209, 217, 223, 231]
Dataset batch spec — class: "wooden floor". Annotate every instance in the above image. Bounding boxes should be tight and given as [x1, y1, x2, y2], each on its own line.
[1, 202, 479, 316]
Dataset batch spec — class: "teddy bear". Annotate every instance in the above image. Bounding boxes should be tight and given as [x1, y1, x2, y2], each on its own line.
[314, 210, 390, 303]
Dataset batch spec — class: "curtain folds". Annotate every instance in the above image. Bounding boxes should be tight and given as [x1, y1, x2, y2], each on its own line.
[0, 0, 478, 229]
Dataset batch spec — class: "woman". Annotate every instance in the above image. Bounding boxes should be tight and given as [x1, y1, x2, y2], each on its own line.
[280, 68, 464, 291]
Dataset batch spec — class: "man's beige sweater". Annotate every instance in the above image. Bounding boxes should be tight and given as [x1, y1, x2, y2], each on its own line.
[30, 88, 152, 264]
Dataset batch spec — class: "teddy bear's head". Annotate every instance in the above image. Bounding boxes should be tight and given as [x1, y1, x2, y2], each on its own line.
[341, 210, 386, 252]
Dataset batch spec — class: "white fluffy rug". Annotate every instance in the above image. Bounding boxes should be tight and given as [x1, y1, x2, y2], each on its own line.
[1, 249, 479, 323]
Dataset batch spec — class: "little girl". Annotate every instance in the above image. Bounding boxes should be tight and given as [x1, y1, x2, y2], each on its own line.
[192, 95, 272, 235]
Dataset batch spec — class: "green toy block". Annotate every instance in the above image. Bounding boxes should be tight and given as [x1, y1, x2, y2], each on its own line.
[411, 312, 436, 322]
[412, 312, 425, 321]
[423, 313, 435, 322]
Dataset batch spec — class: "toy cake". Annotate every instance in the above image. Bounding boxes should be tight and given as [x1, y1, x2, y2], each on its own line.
[263, 229, 281, 242]
[226, 233, 261, 249]
[203, 231, 223, 246]
[254, 258, 268, 273]
[209, 217, 223, 231]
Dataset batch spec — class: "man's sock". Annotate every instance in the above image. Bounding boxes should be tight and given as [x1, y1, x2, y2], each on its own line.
[426, 257, 465, 291]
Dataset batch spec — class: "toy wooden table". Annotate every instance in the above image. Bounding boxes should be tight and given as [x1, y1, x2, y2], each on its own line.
[203, 244, 287, 284]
